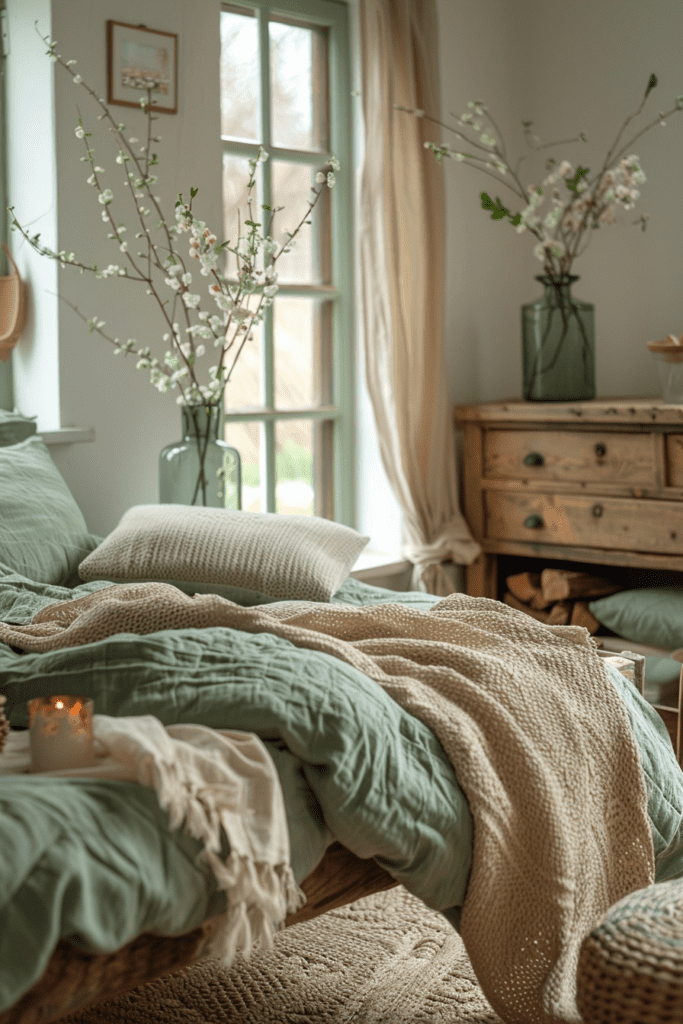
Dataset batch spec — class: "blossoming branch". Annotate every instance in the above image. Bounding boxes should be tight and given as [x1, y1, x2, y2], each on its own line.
[9, 24, 340, 409]
[396, 74, 683, 278]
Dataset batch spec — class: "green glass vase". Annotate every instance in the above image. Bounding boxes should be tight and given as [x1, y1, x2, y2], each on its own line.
[159, 404, 242, 508]
[521, 274, 596, 402]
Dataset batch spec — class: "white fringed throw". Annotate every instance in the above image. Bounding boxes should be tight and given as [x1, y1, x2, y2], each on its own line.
[0, 584, 655, 1023]
[2, 716, 305, 963]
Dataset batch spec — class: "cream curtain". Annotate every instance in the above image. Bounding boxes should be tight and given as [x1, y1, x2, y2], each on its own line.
[358, 0, 480, 595]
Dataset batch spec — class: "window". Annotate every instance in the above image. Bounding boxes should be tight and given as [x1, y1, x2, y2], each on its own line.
[219, 0, 353, 522]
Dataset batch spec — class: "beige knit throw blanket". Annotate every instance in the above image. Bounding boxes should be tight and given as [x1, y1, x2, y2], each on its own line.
[0, 583, 655, 1024]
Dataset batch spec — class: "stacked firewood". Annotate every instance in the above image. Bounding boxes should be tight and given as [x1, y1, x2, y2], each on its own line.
[504, 569, 621, 634]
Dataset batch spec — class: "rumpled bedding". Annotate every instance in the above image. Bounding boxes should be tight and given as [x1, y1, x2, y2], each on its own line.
[2, 572, 683, 1021]
[0, 572, 472, 1014]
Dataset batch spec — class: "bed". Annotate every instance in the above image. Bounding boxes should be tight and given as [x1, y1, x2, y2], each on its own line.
[2, 423, 683, 1024]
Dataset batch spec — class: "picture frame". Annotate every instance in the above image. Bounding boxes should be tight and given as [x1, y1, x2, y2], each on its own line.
[107, 21, 178, 115]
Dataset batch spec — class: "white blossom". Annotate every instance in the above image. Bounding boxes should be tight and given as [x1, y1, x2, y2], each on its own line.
[544, 207, 561, 230]
[534, 237, 565, 262]
[98, 189, 114, 205]
[598, 205, 616, 224]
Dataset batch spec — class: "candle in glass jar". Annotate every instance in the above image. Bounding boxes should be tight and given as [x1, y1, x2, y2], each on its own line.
[28, 695, 96, 772]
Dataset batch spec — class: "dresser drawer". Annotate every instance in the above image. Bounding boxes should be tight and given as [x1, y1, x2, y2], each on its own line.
[486, 490, 683, 555]
[484, 429, 657, 486]
[666, 434, 683, 487]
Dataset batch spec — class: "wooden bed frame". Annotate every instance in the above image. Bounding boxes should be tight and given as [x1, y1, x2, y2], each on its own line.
[0, 842, 399, 1024]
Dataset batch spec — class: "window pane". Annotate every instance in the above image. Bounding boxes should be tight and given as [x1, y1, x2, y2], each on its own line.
[274, 297, 330, 409]
[224, 319, 263, 410]
[272, 160, 330, 284]
[269, 19, 327, 152]
[222, 152, 261, 278]
[225, 420, 263, 512]
[275, 419, 314, 516]
[220, 9, 261, 141]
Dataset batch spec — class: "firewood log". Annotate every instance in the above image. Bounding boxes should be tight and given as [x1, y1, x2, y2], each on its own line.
[506, 571, 553, 609]
[541, 569, 620, 603]
[546, 600, 572, 625]
[503, 591, 551, 623]
[569, 601, 601, 635]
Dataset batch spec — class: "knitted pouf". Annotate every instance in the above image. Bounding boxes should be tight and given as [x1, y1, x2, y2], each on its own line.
[577, 878, 683, 1024]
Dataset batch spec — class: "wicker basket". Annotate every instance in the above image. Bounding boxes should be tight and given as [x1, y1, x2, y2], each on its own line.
[0, 842, 397, 1024]
[0, 245, 26, 363]
[576, 877, 683, 1024]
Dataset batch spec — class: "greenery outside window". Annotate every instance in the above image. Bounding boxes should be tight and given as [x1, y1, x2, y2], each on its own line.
[220, 0, 353, 522]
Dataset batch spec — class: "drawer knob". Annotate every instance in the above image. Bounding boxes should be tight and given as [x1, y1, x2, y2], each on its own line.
[523, 452, 545, 466]
[595, 443, 607, 457]
[592, 503, 604, 518]
[524, 514, 544, 529]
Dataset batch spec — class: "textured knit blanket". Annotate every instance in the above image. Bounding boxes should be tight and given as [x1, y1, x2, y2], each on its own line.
[0, 583, 655, 1024]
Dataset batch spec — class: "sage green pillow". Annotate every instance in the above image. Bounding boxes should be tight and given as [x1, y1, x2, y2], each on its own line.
[589, 588, 683, 652]
[0, 409, 37, 447]
[0, 435, 100, 586]
[78, 503, 370, 604]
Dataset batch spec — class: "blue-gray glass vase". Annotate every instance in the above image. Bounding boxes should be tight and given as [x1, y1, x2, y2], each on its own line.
[159, 403, 242, 508]
[521, 274, 595, 402]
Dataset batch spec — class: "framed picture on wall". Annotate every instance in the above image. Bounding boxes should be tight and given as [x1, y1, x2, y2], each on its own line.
[107, 21, 178, 114]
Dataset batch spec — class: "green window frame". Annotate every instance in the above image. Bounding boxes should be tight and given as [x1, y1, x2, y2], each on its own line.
[220, 0, 354, 524]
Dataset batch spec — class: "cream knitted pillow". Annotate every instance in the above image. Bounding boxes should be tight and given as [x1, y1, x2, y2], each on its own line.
[78, 505, 370, 604]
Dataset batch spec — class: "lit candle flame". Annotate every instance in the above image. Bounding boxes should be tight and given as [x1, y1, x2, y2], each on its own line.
[55, 701, 64, 710]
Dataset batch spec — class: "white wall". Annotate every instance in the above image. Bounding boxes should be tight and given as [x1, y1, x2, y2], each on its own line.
[438, 0, 683, 406]
[6, 0, 61, 430]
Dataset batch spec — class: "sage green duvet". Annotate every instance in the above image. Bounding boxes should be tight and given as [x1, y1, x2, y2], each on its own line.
[2, 572, 683, 1016]
[0, 573, 472, 1013]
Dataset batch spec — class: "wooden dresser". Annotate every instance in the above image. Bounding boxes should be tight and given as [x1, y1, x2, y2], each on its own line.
[455, 397, 683, 755]
[455, 397, 683, 597]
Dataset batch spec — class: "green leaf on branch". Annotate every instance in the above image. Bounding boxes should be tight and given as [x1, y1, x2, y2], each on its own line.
[565, 166, 590, 192]
[190, 187, 198, 198]
[480, 192, 521, 225]
[645, 73, 658, 99]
